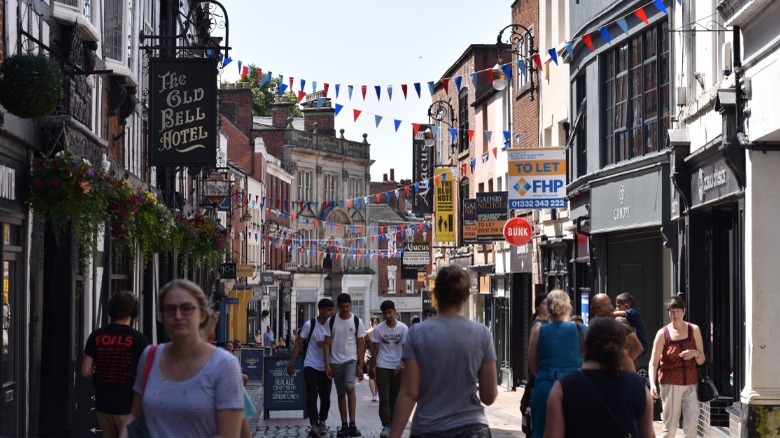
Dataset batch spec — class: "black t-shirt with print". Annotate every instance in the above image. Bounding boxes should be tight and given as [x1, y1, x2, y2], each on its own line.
[84, 323, 149, 414]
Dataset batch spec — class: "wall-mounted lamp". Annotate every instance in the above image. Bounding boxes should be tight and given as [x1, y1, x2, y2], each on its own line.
[427, 99, 457, 153]
[496, 23, 538, 100]
[423, 128, 435, 148]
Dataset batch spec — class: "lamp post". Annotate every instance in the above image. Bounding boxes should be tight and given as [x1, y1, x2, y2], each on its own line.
[426, 99, 457, 156]
[495, 23, 538, 100]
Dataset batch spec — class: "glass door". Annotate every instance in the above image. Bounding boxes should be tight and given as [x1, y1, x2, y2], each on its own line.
[1, 221, 21, 436]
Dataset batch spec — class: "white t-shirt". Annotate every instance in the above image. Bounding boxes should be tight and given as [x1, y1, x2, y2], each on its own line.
[324, 313, 366, 365]
[299, 318, 328, 371]
[371, 321, 408, 369]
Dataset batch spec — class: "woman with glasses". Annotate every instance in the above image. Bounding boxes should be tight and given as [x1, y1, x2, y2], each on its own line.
[121, 279, 244, 438]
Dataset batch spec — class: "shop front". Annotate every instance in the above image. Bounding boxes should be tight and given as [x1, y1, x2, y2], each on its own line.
[590, 164, 673, 371]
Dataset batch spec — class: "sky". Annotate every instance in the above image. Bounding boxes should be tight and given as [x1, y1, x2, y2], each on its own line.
[217, 0, 513, 183]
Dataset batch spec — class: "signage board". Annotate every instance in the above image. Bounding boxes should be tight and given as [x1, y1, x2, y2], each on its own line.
[236, 264, 254, 278]
[149, 58, 218, 167]
[462, 198, 478, 244]
[412, 126, 434, 214]
[508, 147, 567, 209]
[259, 272, 275, 285]
[476, 192, 509, 242]
[503, 217, 533, 246]
[590, 170, 663, 233]
[241, 348, 264, 381]
[224, 297, 239, 304]
[433, 167, 456, 243]
[263, 356, 306, 419]
[219, 262, 236, 279]
[402, 242, 430, 279]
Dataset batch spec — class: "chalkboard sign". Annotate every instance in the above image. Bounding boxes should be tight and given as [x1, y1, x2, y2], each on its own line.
[263, 356, 305, 419]
[241, 348, 264, 382]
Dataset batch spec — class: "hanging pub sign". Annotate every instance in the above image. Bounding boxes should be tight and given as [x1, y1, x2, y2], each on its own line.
[149, 58, 218, 167]
[402, 242, 430, 279]
[412, 125, 433, 215]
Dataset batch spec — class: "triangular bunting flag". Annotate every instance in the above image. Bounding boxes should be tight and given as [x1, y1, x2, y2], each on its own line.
[348, 85, 354, 100]
[455, 75, 463, 92]
[412, 123, 421, 135]
[241, 65, 248, 79]
[222, 57, 232, 68]
[335, 104, 343, 116]
[361, 85, 367, 100]
[387, 85, 393, 100]
[297, 90, 306, 103]
[394, 119, 402, 132]
[616, 17, 629, 35]
[653, 0, 668, 15]
[449, 128, 458, 140]
[582, 34, 595, 51]
[517, 59, 527, 77]
[486, 68, 494, 84]
[548, 48, 558, 65]
[532, 53, 544, 70]
[312, 81, 317, 93]
[278, 83, 288, 95]
[300, 79, 306, 91]
[401, 84, 408, 99]
[259, 73, 269, 87]
[470, 158, 477, 169]
[335, 84, 340, 98]
[482, 153, 489, 164]
[492, 147, 498, 158]
[431, 126, 439, 138]
[375, 85, 381, 100]
[352, 109, 361, 121]
[316, 97, 325, 109]
[502, 64, 513, 81]
[441, 78, 450, 93]
[237, 60, 242, 73]
[289, 76, 294, 90]
[427, 81, 435, 96]
[375, 115, 382, 128]
[599, 26, 612, 44]
[565, 41, 575, 60]
[414, 83, 421, 98]
[485, 131, 493, 143]
[470, 72, 478, 88]
[467, 130, 475, 141]
[461, 163, 467, 174]
[635, 8, 650, 25]
[450, 168, 457, 180]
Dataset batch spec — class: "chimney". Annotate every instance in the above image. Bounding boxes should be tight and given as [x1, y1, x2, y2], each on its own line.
[271, 96, 294, 128]
[390, 168, 395, 182]
[383, 173, 388, 182]
[302, 96, 336, 136]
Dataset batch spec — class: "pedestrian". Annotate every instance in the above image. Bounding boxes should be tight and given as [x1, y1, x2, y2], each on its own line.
[254, 329, 263, 346]
[520, 293, 549, 437]
[121, 279, 243, 438]
[591, 293, 643, 370]
[81, 291, 149, 438]
[613, 292, 649, 358]
[422, 306, 437, 320]
[368, 300, 408, 438]
[410, 316, 420, 326]
[528, 289, 584, 438]
[648, 295, 705, 438]
[389, 266, 497, 438]
[288, 298, 336, 437]
[365, 316, 382, 402]
[544, 317, 654, 438]
[263, 325, 275, 348]
[324, 293, 367, 437]
[202, 312, 254, 438]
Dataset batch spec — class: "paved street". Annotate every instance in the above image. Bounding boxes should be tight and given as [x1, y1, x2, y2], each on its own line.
[246, 375, 679, 437]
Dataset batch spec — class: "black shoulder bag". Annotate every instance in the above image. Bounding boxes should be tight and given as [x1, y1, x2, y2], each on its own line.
[697, 364, 719, 402]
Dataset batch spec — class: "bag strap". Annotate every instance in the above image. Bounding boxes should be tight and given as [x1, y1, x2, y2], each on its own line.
[141, 345, 158, 390]
[328, 315, 360, 343]
[302, 318, 316, 357]
[578, 370, 632, 438]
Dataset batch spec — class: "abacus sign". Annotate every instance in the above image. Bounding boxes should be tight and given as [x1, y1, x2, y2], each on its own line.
[503, 217, 533, 247]
[149, 58, 218, 167]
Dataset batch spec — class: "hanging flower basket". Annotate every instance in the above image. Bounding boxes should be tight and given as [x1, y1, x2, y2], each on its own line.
[0, 54, 64, 119]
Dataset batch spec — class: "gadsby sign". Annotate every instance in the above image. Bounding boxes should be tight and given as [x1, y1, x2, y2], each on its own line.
[149, 58, 217, 167]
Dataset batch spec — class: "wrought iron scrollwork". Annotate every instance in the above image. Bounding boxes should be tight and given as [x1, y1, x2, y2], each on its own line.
[670, 16, 729, 33]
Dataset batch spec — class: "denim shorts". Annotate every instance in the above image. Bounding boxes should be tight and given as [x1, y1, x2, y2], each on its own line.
[410, 423, 491, 438]
[330, 360, 357, 396]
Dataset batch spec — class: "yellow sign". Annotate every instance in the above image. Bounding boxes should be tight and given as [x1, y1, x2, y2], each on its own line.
[433, 167, 456, 243]
[236, 264, 254, 278]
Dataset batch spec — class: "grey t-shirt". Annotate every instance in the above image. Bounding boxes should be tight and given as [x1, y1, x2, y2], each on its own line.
[402, 315, 496, 433]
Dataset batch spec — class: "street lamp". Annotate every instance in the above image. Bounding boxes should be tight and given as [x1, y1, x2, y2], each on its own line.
[427, 99, 457, 154]
[496, 23, 538, 100]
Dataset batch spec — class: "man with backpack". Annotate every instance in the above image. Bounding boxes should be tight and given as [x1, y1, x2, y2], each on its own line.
[324, 293, 367, 437]
[288, 298, 335, 437]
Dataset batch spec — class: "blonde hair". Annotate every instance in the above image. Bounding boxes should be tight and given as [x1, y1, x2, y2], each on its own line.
[545, 289, 571, 318]
[159, 278, 211, 329]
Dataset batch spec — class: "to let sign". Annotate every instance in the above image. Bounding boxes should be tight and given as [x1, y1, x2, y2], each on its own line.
[149, 58, 218, 167]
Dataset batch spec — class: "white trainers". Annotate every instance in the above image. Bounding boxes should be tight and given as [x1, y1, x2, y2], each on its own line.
[317, 422, 328, 436]
[380, 426, 390, 438]
[371, 394, 378, 402]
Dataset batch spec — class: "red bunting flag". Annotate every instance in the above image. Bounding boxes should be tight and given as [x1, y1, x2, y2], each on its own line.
[376, 194, 382, 203]
[291, 213, 296, 221]
[298, 201, 304, 211]
[314, 219, 319, 228]
[346, 199, 351, 208]
[297, 90, 306, 102]
[257, 68, 262, 80]
[361, 85, 367, 100]
[582, 34, 595, 52]
[353, 109, 362, 121]
[532, 53, 543, 70]
[241, 65, 248, 79]
[492, 147, 498, 158]
[289, 77, 294, 89]
[380, 226, 385, 233]
[401, 84, 408, 99]
[634, 7, 650, 25]
[461, 163, 467, 174]
[336, 223, 342, 231]
[321, 201, 328, 211]
[468, 130, 475, 141]
[404, 186, 410, 196]
[412, 123, 421, 135]
[486, 69, 494, 84]
[441, 77, 450, 93]
[324, 83, 330, 96]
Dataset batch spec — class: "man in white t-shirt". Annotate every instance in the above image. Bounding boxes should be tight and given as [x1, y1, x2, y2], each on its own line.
[288, 298, 335, 437]
[324, 293, 366, 438]
[367, 300, 408, 438]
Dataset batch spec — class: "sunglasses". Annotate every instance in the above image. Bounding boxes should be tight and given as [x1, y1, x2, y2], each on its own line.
[162, 303, 198, 317]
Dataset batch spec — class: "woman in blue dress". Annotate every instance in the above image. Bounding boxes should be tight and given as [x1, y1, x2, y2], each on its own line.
[527, 289, 583, 438]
